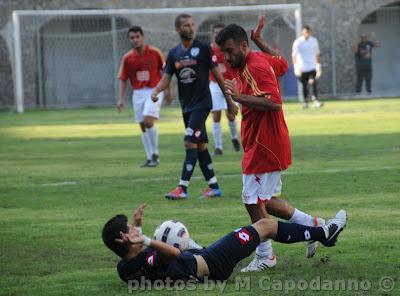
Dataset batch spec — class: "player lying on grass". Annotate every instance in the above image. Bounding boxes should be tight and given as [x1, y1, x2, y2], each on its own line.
[102, 204, 347, 283]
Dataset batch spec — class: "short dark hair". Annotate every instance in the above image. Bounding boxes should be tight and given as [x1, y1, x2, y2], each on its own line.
[175, 14, 192, 28]
[215, 24, 248, 47]
[302, 25, 311, 31]
[102, 214, 129, 258]
[128, 26, 144, 36]
[211, 23, 225, 32]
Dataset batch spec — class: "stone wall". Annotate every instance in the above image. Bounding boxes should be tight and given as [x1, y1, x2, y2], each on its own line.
[0, 0, 397, 108]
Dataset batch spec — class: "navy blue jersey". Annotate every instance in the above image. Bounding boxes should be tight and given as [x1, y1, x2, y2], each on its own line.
[116, 226, 260, 283]
[164, 39, 218, 112]
[117, 247, 198, 283]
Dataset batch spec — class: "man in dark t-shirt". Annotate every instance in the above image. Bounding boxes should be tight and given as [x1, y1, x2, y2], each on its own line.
[151, 14, 238, 200]
[353, 34, 379, 93]
[102, 204, 347, 284]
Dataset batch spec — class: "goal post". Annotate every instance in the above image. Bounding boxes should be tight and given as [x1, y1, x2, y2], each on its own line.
[11, 4, 302, 112]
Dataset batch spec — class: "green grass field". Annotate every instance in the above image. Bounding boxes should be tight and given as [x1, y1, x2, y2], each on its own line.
[1, 99, 399, 295]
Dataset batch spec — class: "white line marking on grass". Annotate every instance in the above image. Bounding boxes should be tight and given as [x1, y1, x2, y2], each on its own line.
[34, 166, 399, 187]
[39, 181, 77, 187]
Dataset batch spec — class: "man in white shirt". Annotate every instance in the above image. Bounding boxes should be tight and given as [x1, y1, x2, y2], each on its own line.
[292, 26, 323, 108]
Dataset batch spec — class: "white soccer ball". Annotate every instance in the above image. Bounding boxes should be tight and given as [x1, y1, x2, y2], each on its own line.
[153, 220, 189, 251]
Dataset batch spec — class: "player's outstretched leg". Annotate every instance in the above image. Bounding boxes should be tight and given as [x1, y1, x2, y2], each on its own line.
[226, 111, 240, 152]
[254, 209, 347, 247]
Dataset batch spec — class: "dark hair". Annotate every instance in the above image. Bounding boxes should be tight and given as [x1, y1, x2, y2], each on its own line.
[175, 13, 192, 28]
[211, 23, 225, 32]
[102, 214, 129, 258]
[128, 26, 144, 36]
[302, 25, 311, 32]
[215, 24, 248, 47]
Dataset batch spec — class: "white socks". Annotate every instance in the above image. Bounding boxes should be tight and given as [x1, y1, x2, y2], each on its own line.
[289, 208, 314, 226]
[228, 120, 238, 139]
[146, 126, 158, 156]
[256, 240, 273, 257]
[141, 132, 152, 160]
[212, 122, 222, 149]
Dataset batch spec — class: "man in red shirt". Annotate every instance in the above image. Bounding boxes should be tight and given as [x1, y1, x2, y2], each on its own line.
[209, 24, 240, 155]
[118, 26, 172, 167]
[216, 17, 325, 272]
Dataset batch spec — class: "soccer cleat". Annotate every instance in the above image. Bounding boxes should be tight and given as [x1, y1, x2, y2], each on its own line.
[141, 159, 157, 167]
[306, 217, 326, 258]
[232, 138, 241, 152]
[240, 254, 276, 272]
[320, 210, 347, 247]
[201, 187, 222, 198]
[214, 148, 223, 156]
[165, 187, 188, 200]
[152, 154, 160, 165]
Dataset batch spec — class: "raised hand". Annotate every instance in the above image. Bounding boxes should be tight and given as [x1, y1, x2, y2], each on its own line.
[133, 203, 147, 227]
[251, 15, 266, 41]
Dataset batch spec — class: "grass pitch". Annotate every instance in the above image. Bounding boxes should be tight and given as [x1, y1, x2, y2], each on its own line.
[0, 99, 399, 295]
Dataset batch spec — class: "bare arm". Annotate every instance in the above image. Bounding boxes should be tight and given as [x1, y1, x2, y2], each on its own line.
[211, 67, 238, 116]
[152, 74, 172, 102]
[225, 79, 281, 112]
[117, 80, 128, 112]
[251, 15, 280, 56]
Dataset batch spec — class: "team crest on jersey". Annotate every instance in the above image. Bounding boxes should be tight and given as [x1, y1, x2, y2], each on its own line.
[146, 253, 156, 266]
[212, 55, 217, 63]
[235, 228, 252, 245]
[190, 47, 200, 57]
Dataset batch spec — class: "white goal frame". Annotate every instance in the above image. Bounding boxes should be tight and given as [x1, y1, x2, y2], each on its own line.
[12, 4, 302, 113]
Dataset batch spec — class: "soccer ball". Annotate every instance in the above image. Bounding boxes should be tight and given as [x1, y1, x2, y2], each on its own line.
[153, 220, 189, 251]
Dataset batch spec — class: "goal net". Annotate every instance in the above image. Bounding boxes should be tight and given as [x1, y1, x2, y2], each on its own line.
[9, 4, 301, 112]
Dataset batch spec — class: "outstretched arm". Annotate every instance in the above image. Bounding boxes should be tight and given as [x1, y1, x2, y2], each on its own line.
[251, 15, 280, 56]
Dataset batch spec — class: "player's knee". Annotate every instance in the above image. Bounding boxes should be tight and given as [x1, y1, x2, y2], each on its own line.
[143, 118, 154, 128]
[184, 141, 197, 150]
[253, 218, 275, 241]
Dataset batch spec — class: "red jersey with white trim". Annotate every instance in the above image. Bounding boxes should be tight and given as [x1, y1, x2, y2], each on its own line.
[118, 45, 164, 89]
[238, 51, 291, 174]
[210, 42, 238, 81]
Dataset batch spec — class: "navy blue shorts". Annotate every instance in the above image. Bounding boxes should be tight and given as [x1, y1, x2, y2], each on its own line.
[182, 109, 210, 143]
[200, 226, 260, 280]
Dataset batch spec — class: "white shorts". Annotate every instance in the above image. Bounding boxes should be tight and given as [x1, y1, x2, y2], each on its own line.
[242, 171, 282, 204]
[210, 81, 227, 112]
[132, 87, 163, 123]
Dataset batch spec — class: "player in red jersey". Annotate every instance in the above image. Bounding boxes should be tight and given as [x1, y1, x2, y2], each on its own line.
[118, 26, 172, 167]
[209, 24, 240, 155]
[216, 17, 326, 271]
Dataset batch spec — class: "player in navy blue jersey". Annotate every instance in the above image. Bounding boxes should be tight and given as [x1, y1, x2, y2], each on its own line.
[102, 204, 347, 284]
[151, 14, 238, 200]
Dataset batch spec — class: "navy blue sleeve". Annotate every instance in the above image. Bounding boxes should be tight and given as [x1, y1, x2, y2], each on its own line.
[117, 248, 160, 282]
[164, 50, 176, 75]
[368, 41, 375, 48]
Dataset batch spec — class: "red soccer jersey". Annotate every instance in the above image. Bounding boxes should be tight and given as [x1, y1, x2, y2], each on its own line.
[118, 45, 164, 89]
[238, 51, 291, 174]
[210, 43, 238, 81]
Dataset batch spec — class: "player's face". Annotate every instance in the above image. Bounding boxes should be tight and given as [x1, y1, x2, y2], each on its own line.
[219, 39, 246, 69]
[302, 28, 311, 39]
[177, 17, 196, 41]
[129, 32, 144, 49]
